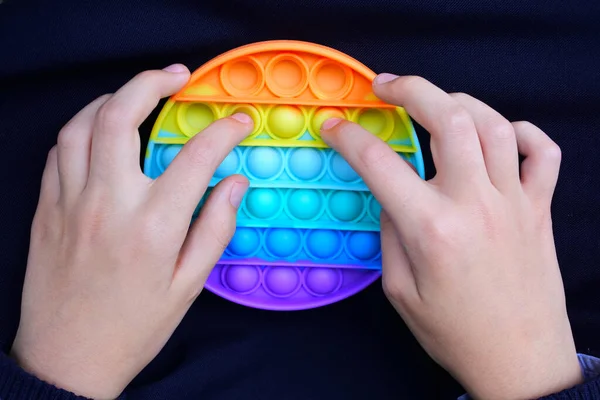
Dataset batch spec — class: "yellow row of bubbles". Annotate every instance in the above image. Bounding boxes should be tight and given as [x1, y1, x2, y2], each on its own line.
[159, 102, 413, 151]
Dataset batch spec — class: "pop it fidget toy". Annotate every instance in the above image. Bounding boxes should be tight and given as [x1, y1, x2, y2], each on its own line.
[144, 41, 425, 310]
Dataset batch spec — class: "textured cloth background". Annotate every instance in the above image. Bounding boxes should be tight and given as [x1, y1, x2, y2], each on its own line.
[1, 1, 599, 398]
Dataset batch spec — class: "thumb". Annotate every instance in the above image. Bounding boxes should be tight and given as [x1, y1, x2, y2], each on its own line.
[172, 175, 249, 296]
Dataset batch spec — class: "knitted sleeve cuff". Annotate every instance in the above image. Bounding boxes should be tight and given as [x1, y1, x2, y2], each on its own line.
[0, 352, 90, 400]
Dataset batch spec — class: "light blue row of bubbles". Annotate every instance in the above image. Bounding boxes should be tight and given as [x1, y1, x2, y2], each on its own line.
[146, 143, 419, 191]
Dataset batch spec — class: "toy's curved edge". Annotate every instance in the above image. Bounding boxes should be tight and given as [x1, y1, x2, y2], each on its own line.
[177, 40, 378, 99]
[204, 269, 381, 311]
[398, 107, 426, 178]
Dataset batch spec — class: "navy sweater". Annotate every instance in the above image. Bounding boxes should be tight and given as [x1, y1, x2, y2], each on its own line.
[1, 0, 600, 399]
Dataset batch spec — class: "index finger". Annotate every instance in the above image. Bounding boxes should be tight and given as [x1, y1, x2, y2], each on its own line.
[320, 118, 432, 228]
[90, 65, 191, 181]
[150, 113, 254, 225]
[373, 75, 488, 186]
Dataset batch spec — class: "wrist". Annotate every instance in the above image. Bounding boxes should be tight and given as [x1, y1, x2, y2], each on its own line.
[10, 341, 126, 400]
[462, 348, 582, 400]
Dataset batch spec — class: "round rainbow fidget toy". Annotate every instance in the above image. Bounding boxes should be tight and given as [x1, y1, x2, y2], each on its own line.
[144, 41, 425, 310]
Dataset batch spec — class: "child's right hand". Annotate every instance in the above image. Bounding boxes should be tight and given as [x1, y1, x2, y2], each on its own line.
[321, 75, 581, 399]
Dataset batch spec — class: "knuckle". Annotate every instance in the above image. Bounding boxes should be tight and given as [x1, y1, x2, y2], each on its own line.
[47, 145, 58, 160]
[382, 278, 404, 301]
[30, 210, 60, 244]
[486, 121, 515, 141]
[542, 141, 562, 163]
[421, 215, 461, 248]
[96, 100, 126, 131]
[134, 70, 161, 86]
[396, 75, 425, 90]
[57, 124, 81, 150]
[449, 92, 471, 102]
[439, 105, 473, 136]
[388, 75, 423, 97]
[95, 93, 112, 104]
[511, 120, 537, 132]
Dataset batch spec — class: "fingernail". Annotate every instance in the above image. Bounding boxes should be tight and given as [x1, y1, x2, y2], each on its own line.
[229, 181, 249, 209]
[230, 113, 253, 124]
[162, 63, 188, 73]
[321, 118, 342, 131]
[374, 73, 399, 85]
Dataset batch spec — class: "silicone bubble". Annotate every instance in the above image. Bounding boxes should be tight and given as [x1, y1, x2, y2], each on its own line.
[265, 228, 302, 258]
[305, 230, 343, 259]
[157, 144, 182, 172]
[368, 196, 382, 221]
[144, 40, 426, 311]
[223, 103, 264, 136]
[328, 191, 365, 222]
[286, 189, 324, 221]
[228, 227, 261, 257]
[222, 265, 262, 294]
[304, 268, 343, 296]
[309, 59, 354, 100]
[287, 148, 324, 181]
[354, 108, 395, 141]
[347, 231, 381, 261]
[220, 57, 265, 97]
[177, 103, 220, 137]
[244, 188, 283, 220]
[265, 53, 309, 98]
[265, 105, 307, 139]
[263, 266, 302, 297]
[330, 152, 360, 183]
[308, 107, 347, 138]
[245, 147, 284, 180]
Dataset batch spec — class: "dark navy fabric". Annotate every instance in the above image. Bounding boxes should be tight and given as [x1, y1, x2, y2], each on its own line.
[1, 1, 599, 399]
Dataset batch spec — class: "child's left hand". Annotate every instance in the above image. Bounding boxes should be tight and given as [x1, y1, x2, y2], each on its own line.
[10, 65, 253, 399]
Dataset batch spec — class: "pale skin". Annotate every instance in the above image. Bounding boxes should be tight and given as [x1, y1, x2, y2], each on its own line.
[10, 65, 581, 399]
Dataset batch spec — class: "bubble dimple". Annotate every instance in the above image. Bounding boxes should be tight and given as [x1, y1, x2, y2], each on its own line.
[245, 147, 284, 180]
[287, 189, 323, 220]
[223, 104, 264, 136]
[288, 148, 324, 181]
[309, 59, 353, 100]
[245, 189, 282, 220]
[215, 149, 240, 178]
[158, 145, 182, 171]
[220, 57, 264, 97]
[177, 103, 218, 137]
[368, 196, 382, 221]
[265, 54, 309, 97]
[304, 268, 342, 295]
[309, 107, 346, 138]
[305, 230, 342, 259]
[223, 265, 261, 294]
[355, 109, 394, 141]
[330, 153, 360, 183]
[228, 228, 261, 257]
[266, 105, 307, 139]
[263, 267, 301, 297]
[265, 228, 302, 258]
[347, 231, 381, 260]
[328, 191, 365, 222]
